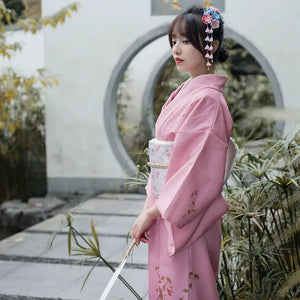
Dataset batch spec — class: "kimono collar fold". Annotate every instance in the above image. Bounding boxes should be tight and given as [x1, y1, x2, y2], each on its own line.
[185, 74, 228, 94]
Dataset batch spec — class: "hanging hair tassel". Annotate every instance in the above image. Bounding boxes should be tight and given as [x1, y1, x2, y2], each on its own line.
[202, 4, 222, 71]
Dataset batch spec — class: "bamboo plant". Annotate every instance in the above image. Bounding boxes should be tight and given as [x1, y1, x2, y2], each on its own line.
[48, 214, 142, 299]
[218, 133, 300, 299]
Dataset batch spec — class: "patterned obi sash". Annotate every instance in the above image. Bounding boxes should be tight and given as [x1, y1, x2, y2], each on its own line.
[148, 138, 173, 198]
[147, 137, 238, 198]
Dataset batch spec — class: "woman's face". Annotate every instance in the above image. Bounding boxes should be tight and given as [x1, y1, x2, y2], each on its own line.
[171, 32, 207, 78]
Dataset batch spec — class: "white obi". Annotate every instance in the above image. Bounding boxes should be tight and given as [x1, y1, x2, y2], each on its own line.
[148, 138, 173, 197]
[148, 137, 238, 198]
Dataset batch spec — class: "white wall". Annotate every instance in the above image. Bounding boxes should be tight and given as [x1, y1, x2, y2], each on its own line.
[42, 0, 300, 193]
[121, 36, 170, 134]
[0, 30, 43, 75]
[43, 0, 174, 191]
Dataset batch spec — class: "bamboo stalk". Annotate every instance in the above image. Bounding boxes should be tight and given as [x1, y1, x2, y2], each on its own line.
[222, 251, 235, 300]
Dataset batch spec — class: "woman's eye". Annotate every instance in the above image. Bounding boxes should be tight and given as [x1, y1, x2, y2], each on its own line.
[182, 40, 190, 44]
[171, 40, 176, 46]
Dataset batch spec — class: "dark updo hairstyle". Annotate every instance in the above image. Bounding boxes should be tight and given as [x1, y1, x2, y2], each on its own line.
[168, 5, 229, 63]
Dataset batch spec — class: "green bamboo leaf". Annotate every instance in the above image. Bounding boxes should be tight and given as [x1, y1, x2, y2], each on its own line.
[7, 123, 15, 134]
[71, 4, 78, 12]
[71, 248, 87, 253]
[278, 269, 300, 298]
[71, 253, 91, 257]
[90, 219, 100, 251]
[53, 77, 59, 85]
[40, 80, 47, 87]
[47, 231, 58, 249]
[71, 229, 86, 249]
[88, 237, 97, 251]
[83, 247, 98, 257]
[80, 258, 101, 291]
[5, 13, 11, 24]
[73, 257, 93, 266]
[73, 258, 97, 267]
[72, 247, 92, 254]
[289, 178, 299, 187]
[68, 229, 71, 256]
[59, 15, 65, 24]
[71, 253, 98, 260]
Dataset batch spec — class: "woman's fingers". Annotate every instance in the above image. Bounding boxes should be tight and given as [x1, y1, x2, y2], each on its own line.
[134, 228, 142, 244]
[133, 228, 147, 245]
[131, 210, 153, 244]
[131, 223, 138, 240]
[140, 232, 149, 243]
[131, 222, 142, 245]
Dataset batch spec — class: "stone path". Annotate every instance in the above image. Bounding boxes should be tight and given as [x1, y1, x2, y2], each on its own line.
[0, 193, 148, 300]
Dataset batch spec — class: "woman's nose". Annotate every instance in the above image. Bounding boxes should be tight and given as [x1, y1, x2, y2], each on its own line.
[172, 43, 181, 54]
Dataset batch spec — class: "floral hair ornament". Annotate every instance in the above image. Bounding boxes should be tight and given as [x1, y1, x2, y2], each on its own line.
[202, 1, 222, 70]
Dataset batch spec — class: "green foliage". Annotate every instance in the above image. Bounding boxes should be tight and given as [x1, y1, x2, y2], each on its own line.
[116, 70, 149, 167]
[2, 0, 25, 22]
[17, 3, 78, 34]
[126, 148, 150, 190]
[218, 133, 300, 299]
[218, 39, 276, 140]
[0, 1, 79, 202]
[0, 69, 52, 201]
[225, 75, 275, 139]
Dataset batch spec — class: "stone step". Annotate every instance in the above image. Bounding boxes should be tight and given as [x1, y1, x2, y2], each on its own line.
[0, 261, 148, 299]
[0, 231, 147, 265]
[0, 193, 148, 299]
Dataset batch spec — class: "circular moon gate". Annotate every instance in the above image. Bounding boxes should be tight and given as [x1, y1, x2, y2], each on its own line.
[103, 25, 283, 176]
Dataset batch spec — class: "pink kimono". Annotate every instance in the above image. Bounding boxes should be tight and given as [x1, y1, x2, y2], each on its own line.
[146, 74, 232, 299]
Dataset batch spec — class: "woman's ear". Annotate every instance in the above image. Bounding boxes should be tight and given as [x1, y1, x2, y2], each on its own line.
[212, 40, 220, 54]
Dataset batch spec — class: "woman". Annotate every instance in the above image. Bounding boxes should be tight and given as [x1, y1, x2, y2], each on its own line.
[131, 4, 232, 299]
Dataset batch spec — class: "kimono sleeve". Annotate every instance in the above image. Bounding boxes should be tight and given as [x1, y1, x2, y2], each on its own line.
[155, 94, 228, 229]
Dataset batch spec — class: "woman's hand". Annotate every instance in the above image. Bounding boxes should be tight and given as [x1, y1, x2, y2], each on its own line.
[131, 205, 161, 245]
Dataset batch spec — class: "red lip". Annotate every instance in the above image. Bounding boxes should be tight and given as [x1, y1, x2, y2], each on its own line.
[175, 57, 184, 64]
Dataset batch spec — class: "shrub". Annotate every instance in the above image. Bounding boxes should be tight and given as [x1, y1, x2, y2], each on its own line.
[0, 2, 79, 202]
[218, 134, 300, 299]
